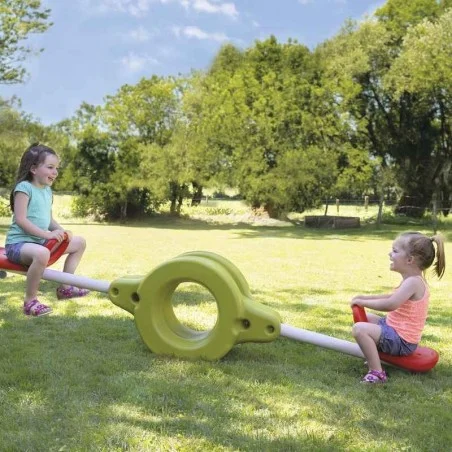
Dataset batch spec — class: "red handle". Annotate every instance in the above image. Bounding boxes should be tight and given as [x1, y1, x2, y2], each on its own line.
[352, 305, 368, 323]
[45, 232, 69, 266]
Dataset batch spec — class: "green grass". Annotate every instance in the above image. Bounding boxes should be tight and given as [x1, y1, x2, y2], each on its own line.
[0, 197, 451, 451]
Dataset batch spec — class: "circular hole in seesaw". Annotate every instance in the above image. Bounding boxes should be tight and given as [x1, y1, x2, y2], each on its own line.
[171, 282, 218, 332]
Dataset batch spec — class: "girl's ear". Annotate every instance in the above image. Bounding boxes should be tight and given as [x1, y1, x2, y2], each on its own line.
[30, 165, 37, 175]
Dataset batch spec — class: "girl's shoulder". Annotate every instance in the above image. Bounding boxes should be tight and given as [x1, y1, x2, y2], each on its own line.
[401, 275, 428, 300]
[14, 181, 51, 194]
[402, 275, 426, 287]
[14, 180, 32, 194]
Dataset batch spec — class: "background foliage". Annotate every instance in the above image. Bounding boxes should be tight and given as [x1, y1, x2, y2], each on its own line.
[1, 0, 451, 221]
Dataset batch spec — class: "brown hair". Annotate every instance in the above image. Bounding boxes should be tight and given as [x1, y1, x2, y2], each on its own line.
[399, 231, 446, 279]
[9, 143, 57, 211]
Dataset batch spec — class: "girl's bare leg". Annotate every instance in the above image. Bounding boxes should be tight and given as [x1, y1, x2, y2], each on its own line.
[366, 312, 382, 325]
[62, 236, 86, 274]
[61, 236, 87, 289]
[20, 244, 50, 302]
[352, 322, 383, 371]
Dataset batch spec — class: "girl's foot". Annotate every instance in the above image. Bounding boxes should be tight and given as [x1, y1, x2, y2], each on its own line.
[361, 370, 387, 384]
[56, 285, 90, 300]
[24, 299, 52, 317]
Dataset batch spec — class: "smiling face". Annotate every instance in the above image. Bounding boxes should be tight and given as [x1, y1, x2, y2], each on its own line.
[388, 237, 413, 274]
[30, 153, 59, 188]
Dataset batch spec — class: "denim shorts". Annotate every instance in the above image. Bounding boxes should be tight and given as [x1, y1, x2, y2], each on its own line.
[5, 241, 47, 265]
[5, 242, 26, 264]
[377, 317, 418, 356]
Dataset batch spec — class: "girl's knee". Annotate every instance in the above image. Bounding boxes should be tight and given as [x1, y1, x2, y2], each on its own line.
[352, 322, 368, 339]
[71, 236, 87, 252]
[34, 247, 51, 266]
[78, 236, 87, 251]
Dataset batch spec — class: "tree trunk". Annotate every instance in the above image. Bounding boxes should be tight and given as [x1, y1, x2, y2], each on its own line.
[191, 182, 203, 206]
[120, 199, 127, 223]
[169, 181, 178, 214]
[265, 202, 287, 220]
[177, 192, 184, 214]
[376, 193, 384, 228]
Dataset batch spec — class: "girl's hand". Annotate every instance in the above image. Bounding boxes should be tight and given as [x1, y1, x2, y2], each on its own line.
[351, 297, 364, 307]
[64, 230, 73, 242]
[47, 229, 66, 242]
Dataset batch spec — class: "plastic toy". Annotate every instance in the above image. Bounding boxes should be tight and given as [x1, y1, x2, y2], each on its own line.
[0, 234, 69, 278]
[0, 248, 439, 371]
[352, 305, 439, 372]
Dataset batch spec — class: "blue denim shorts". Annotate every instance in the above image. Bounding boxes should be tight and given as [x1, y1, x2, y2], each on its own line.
[5, 241, 47, 265]
[5, 242, 26, 264]
[378, 317, 417, 356]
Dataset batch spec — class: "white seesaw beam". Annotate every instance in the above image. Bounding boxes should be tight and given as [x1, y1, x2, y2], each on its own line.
[2, 268, 110, 293]
[43, 269, 111, 293]
[281, 323, 365, 359]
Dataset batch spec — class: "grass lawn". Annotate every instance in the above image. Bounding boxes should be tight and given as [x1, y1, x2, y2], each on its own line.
[0, 197, 451, 451]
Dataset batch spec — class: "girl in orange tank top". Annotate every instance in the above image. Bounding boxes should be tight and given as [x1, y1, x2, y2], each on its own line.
[350, 232, 445, 384]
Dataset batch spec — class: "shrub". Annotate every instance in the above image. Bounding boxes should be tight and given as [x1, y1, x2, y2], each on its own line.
[72, 185, 160, 221]
[0, 197, 10, 217]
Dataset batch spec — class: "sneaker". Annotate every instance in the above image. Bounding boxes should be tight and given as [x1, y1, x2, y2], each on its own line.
[361, 370, 387, 384]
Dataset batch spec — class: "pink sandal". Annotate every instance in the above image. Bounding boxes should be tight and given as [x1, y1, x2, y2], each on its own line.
[56, 285, 90, 300]
[361, 370, 387, 384]
[24, 299, 52, 317]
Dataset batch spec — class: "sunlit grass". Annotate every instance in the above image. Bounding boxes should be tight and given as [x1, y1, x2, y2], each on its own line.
[0, 195, 451, 450]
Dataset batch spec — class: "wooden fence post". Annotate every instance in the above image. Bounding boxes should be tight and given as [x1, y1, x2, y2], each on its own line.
[432, 193, 438, 235]
[376, 194, 384, 229]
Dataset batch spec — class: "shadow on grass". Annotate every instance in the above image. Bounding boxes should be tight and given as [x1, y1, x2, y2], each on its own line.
[1, 275, 451, 450]
[3, 216, 452, 246]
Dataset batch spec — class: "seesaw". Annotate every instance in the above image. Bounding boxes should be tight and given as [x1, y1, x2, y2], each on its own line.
[0, 243, 439, 372]
[352, 305, 439, 372]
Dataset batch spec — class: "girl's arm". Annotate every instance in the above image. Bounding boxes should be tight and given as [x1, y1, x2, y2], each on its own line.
[351, 278, 421, 312]
[49, 216, 72, 241]
[49, 216, 63, 231]
[14, 192, 65, 241]
[352, 294, 392, 301]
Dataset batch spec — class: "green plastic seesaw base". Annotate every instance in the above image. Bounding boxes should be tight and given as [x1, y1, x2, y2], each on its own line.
[108, 251, 281, 360]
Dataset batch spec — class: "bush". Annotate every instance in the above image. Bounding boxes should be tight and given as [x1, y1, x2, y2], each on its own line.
[204, 207, 233, 215]
[72, 184, 160, 221]
[71, 195, 93, 219]
[0, 197, 10, 217]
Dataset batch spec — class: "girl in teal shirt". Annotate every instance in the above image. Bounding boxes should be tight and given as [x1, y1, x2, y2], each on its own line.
[5, 144, 89, 316]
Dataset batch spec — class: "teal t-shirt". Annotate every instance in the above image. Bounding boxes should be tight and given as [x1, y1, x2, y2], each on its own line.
[5, 181, 53, 245]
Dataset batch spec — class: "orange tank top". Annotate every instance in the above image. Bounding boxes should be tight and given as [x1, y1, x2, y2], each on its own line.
[386, 276, 429, 344]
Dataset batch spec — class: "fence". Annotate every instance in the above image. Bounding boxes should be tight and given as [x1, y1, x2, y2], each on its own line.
[1, 191, 449, 234]
[322, 196, 448, 234]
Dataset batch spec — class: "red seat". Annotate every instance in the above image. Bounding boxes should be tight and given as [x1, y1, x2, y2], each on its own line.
[352, 305, 439, 373]
[0, 235, 69, 273]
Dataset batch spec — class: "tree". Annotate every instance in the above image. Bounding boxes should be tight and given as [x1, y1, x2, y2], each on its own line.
[103, 75, 180, 146]
[181, 36, 363, 218]
[318, 0, 451, 217]
[0, 96, 69, 190]
[230, 37, 351, 217]
[385, 9, 452, 213]
[0, 0, 52, 84]
[0, 97, 28, 185]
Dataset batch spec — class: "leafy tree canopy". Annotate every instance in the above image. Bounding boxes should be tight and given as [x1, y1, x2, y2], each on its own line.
[0, 0, 52, 84]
